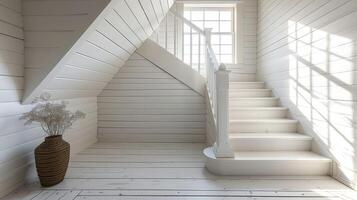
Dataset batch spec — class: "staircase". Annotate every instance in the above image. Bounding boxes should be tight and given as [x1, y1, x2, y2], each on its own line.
[150, 8, 332, 176]
[203, 67, 332, 176]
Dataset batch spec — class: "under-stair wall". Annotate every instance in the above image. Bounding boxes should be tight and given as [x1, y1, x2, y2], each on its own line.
[257, 0, 357, 188]
[0, 0, 98, 197]
[98, 53, 206, 143]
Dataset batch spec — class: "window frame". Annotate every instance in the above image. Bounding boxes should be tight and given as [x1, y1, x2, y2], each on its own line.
[183, 5, 236, 64]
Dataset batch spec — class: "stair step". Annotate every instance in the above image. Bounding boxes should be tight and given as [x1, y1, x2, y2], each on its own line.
[230, 82, 265, 89]
[230, 97, 279, 107]
[230, 89, 271, 98]
[204, 147, 331, 175]
[230, 107, 288, 119]
[226, 64, 257, 73]
[230, 133, 312, 151]
[230, 119, 298, 133]
[230, 73, 256, 82]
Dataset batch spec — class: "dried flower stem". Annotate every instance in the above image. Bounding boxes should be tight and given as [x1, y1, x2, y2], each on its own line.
[20, 93, 86, 137]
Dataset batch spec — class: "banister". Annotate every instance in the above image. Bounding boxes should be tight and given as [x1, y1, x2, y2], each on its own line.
[169, 10, 205, 35]
[152, 10, 233, 158]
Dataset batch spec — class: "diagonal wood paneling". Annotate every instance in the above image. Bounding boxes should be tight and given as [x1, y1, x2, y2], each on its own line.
[23, 0, 176, 104]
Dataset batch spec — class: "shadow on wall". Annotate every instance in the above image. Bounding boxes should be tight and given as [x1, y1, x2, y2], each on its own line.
[287, 20, 356, 187]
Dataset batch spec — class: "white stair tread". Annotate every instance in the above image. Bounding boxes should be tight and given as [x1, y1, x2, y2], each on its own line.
[230, 119, 297, 123]
[230, 133, 312, 140]
[230, 107, 287, 111]
[230, 97, 278, 100]
[230, 89, 271, 91]
[230, 82, 264, 84]
[232, 151, 331, 161]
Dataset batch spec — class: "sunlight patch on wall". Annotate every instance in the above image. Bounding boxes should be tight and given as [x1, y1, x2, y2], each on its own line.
[287, 20, 355, 184]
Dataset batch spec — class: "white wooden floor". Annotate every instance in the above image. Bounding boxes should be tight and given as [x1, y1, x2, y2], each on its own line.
[3, 143, 357, 200]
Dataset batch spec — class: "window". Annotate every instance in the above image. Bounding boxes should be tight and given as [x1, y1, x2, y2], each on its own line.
[184, 5, 235, 64]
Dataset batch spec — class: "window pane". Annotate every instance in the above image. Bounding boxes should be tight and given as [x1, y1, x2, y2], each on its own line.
[192, 34, 199, 45]
[220, 11, 232, 20]
[184, 54, 191, 64]
[220, 55, 232, 63]
[192, 55, 199, 63]
[212, 45, 220, 54]
[220, 21, 232, 32]
[205, 11, 219, 20]
[184, 24, 191, 33]
[205, 21, 219, 32]
[221, 45, 232, 54]
[211, 35, 220, 45]
[192, 21, 204, 29]
[184, 45, 191, 54]
[184, 10, 190, 20]
[184, 34, 191, 45]
[220, 35, 232, 44]
[192, 45, 199, 54]
[191, 11, 203, 20]
[184, 5, 235, 64]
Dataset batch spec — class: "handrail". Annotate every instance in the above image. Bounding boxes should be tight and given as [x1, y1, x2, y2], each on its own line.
[151, 10, 234, 158]
[169, 10, 205, 35]
[150, 10, 206, 75]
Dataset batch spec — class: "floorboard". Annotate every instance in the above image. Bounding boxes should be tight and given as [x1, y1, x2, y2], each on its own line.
[2, 142, 357, 200]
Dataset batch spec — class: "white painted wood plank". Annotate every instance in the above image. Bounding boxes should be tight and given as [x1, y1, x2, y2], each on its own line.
[67, 53, 118, 74]
[77, 42, 124, 67]
[151, 0, 165, 21]
[113, 0, 148, 41]
[96, 21, 135, 55]
[105, 11, 142, 47]
[125, 0, 153, 36]
[0, 62, 23, 76]
[139, 0, 159, 29]
[0, 34, 23, 53]
[0, 21, 23, 39]
[98, 128, 205, 135]
[87, 30, 130, 60]
[98, 96, 204, 104]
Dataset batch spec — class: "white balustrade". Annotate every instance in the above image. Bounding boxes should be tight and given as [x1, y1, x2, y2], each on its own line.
[152, 9, 234, 158]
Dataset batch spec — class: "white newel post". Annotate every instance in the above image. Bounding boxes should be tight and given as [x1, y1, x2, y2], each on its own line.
[214, 64, 234, 158]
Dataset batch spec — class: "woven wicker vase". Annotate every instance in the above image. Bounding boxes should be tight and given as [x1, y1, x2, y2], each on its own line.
[35, 135, 70, 187]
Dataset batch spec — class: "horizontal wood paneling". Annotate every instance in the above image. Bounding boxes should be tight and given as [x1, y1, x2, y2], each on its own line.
[0, 1, 104, 197]
[98, 53, 206, 143]
[257, 0, 357, 188]
[236, 0, 258, 68]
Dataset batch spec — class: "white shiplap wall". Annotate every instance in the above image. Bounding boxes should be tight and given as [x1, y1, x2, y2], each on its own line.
[98, 53, 206, 143]
[257, 0, 357, 188]
[23, 0, 175, 103]
[22, 0, 111, 101]
[236, 0, 258, 66]
[0, 0, 98, 198]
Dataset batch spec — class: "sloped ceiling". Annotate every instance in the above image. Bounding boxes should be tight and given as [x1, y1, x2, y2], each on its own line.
[23, 0, 175, 104]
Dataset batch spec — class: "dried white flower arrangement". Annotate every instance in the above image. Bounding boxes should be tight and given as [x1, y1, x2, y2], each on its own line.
[20, 93, 86, 137]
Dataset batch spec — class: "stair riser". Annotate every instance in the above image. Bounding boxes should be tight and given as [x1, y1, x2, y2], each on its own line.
[230, 91, 271, 98]
[230, 74, 256, 82]
[230, 138, 312, 151]
[230, 99, 279, 107]
[205, 159, 331, 176]
[230, 110, 287, 119]
[226, 65, 256, 73]
[230, 122, 297, 133]
[230, 83, 264, 89]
